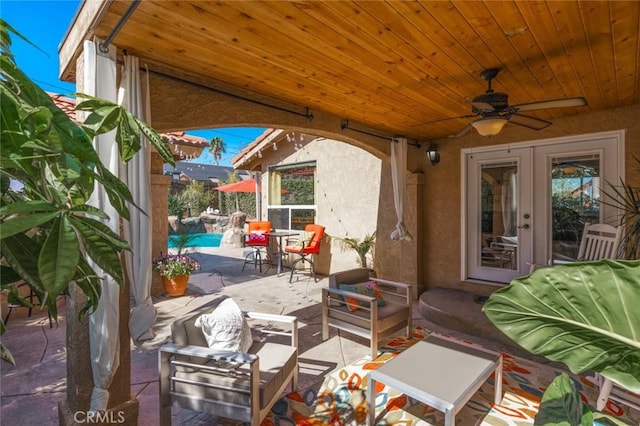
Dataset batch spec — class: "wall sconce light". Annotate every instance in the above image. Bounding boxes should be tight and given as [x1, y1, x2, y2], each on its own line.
[471, 117, 508, 137]
[426, 144, 440, 166]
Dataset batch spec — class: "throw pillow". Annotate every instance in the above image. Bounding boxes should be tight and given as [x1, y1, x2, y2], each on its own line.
[338, 281, 386, 312]
[248, 231, 267, 244]
[194, 298, 253, 352]
[296, 231, 315, 247]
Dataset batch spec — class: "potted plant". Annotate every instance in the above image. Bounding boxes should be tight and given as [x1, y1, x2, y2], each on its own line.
[482, 259, 640, 424]
[0, 20, 174, 363]
[337, 231, 376, 270]
[152, 253, 200, 296]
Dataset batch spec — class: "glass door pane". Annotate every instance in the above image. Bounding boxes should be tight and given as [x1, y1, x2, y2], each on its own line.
[480, 162, 519, 270]
[550, 156, 600, 263]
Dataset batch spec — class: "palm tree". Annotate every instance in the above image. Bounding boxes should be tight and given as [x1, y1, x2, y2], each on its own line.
[209, 136, 226, 165]
[601, 156, 640, 259]
[338, 232, 376, 269]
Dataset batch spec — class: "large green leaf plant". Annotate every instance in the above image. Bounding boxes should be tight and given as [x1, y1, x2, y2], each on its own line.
[0, 19, 174, 364]
[483, 259, 640, 423]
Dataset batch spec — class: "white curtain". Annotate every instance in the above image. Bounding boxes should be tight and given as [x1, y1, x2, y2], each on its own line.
[84, 39, 121, 412]
[390, 137, 412, 241]
[118, 55, 156, 342]
[501, 169, 518, 236]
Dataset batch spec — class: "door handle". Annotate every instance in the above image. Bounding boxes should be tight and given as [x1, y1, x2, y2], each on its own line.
[518, 224, 530, 229]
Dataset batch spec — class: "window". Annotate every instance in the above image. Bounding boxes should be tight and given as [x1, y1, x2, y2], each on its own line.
[267, 162, 316, 230]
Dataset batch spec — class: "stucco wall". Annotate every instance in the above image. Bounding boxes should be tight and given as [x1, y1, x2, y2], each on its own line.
[257, 137, 383, 274]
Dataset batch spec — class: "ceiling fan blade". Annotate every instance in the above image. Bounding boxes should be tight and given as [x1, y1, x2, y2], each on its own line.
[513, 97, 588, 112]
[471, 101, 495, 111]
[509, 113, 552, 130]
[452, 123, 473, 138]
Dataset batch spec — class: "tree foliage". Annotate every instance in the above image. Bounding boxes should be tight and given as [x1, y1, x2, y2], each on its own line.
[179, 180, 213, 215]
[208, 136, 226, 165]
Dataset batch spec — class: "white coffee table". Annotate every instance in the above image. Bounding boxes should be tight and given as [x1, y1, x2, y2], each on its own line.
[368, 335, 503, 426]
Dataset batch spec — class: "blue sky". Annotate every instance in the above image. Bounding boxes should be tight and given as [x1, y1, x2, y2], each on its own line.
[1, 0, 265, 167]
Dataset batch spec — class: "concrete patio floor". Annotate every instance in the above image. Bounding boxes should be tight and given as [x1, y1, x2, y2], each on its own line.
[1, 244, 608, 425]
[2, 245, 421, 425]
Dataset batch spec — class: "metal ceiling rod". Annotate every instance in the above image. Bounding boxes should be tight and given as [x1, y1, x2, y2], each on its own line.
[99, 0, 141, 53]
[340, 120, 421, 148]
[144, 68, 314, 120]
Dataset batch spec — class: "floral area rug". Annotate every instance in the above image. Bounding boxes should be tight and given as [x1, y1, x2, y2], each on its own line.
[263, 327, 640, 426]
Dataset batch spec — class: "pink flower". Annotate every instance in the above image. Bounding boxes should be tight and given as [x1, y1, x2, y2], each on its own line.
[152, 253, 200, 279]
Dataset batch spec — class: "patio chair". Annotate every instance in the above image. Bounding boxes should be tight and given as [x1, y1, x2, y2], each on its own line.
[242, 221, 271, 273]
[159, 296, 299, 425]
[576, 222, 622, 261]
[528, 222, 623, 273]
[322, 268, 412, 359]
[284, 224, 325, 283]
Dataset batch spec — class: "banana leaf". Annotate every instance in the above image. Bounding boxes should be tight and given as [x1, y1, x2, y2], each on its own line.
[483, 259, 640, 393]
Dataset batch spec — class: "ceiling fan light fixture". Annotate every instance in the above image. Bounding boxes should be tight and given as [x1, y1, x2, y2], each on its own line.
[472, 117, 508, 137]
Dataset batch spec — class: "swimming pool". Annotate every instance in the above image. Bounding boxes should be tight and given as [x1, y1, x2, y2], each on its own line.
[168, 233, 223, 248]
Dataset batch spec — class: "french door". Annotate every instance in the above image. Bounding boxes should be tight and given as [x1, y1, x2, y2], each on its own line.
[466, 148, 532, 282]
[464, 132, 623, 284]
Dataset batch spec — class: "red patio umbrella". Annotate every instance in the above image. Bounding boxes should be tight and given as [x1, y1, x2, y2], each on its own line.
[214, 178, 259, 193]
[214, 178, 287, 216]
[214, 178, 261, 214]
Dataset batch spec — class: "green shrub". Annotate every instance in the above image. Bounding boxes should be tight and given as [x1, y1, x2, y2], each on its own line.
[168, 194, 186, 218]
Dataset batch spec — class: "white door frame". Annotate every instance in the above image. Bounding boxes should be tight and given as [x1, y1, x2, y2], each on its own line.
[461, 130, 625, 284]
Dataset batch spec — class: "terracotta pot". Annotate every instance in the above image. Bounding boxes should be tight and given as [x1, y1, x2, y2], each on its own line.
[162, 274, 189, 296]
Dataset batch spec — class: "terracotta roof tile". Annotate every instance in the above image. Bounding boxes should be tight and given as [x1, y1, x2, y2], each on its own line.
[162, 131, 209, 148]
[48, 93, 77, 121]
[231, 128, 277, 164]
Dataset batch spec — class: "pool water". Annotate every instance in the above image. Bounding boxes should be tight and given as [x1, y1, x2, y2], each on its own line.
[168, 233, 223, 248]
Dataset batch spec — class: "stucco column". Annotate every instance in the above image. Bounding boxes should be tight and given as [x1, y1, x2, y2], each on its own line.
[407, 172, 425, 297]
[376, 168, 424, 299]
[150, 152, 171, 295]
[59, 280, 138, 425]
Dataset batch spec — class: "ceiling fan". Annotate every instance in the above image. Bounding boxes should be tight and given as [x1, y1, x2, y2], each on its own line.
[443, 68, 588, 137]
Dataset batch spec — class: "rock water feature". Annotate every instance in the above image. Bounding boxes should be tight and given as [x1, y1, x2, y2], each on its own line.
[220, 211, 247, 248]
[168, 211, 247, 248]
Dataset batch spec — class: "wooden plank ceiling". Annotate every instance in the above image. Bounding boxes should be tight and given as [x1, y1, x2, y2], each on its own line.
[63, 0, 640, 141]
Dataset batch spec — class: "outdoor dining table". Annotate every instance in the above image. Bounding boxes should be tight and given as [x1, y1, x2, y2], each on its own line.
[266, 231, 299, 276]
